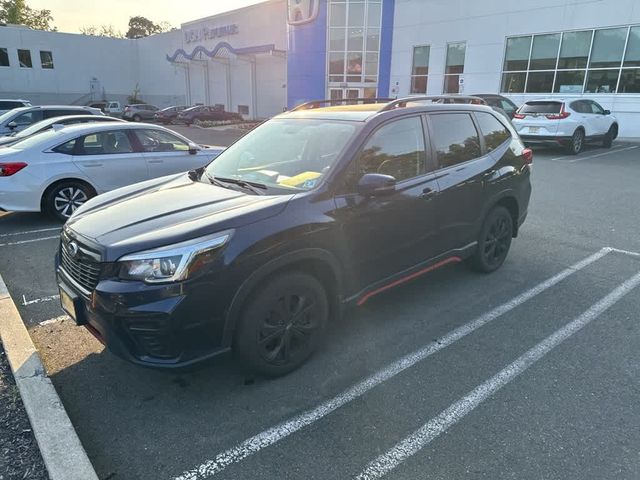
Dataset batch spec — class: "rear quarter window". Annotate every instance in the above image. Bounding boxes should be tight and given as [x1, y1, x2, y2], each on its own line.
[475, 112, 511, 152]
[521, 102, 562, 114]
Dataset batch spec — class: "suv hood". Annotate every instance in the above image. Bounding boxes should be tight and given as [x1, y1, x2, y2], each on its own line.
[67, 173, 294, 261]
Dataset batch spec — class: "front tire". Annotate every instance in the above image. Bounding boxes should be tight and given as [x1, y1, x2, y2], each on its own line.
[565, 128, 584, 155]
[45, 181, 95, 222]
[469, 206, 513, 273]
[234, 272, 328, 377]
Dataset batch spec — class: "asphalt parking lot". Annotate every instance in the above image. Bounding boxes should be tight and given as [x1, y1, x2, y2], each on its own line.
[1, 139, 640, 479]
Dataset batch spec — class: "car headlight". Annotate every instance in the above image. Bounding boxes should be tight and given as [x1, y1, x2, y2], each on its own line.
[117, 230, 232, 283]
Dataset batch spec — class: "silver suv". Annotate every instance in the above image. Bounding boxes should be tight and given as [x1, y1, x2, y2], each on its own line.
[0, 99, 31, 114]
[122, 104, 159, 122]
[0, 105, 104, 135]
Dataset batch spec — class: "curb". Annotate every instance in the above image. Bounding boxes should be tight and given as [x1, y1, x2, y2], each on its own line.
[0, 274, 99, 480]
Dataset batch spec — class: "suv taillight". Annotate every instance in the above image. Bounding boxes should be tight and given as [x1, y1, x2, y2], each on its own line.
[546, 104, 570, 120]
[513, 113, 525, 119]
[522, 148, 533, 165]
[0, 162, 27, 176]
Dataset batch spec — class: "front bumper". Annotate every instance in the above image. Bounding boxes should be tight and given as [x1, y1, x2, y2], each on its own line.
[55, 255, 231, 368]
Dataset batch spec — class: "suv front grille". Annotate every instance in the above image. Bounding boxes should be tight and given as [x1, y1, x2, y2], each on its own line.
[60, 240, 101, 293]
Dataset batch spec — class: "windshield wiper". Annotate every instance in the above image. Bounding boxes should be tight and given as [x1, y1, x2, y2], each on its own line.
[214, 176, 267, 195]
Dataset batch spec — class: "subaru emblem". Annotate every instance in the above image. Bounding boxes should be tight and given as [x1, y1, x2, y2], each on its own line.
[68, 241, 79, 258]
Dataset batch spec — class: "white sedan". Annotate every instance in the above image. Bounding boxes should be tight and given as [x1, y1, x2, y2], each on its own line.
[0, 122, 224, 220]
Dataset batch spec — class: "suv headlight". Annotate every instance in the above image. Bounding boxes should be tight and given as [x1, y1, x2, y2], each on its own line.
[117, 230, 232, 283]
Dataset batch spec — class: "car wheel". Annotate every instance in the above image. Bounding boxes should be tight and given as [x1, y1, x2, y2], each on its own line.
[234, 272, 329, 376]
[45, 181, 95, 222]
[468, 206, 513, 273]
[565, 128, 584, 155]
[132, 114, 142, 122]
[602, 125, 617, 148]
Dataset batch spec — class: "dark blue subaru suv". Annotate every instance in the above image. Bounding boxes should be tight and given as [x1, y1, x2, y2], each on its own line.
[56, 97, 532, 376]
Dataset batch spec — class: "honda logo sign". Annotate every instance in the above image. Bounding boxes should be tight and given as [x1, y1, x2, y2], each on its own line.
[287, 0, 320, 25]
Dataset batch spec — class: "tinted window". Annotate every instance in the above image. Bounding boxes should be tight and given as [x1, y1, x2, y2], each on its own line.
[0, 48, 9, 67]
[569, 100, 588, 113]
[53, 138, 77, 155]
[430, 113, 481, 168]
[17, 49, 32, 68]
[12, 110, 43, 126]
[475, 112, 511, 152]
[134, 129, 189, 152]
[587, 101, 605, 115]
[0, 101, 25, 110]
[500, 99, 516, 114]
[521, 102, 562, 114]
[359, 116, 426, 181]
[75, 130, 134, 155]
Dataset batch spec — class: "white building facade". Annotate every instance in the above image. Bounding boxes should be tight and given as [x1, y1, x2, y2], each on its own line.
[1, 0, 640, 134]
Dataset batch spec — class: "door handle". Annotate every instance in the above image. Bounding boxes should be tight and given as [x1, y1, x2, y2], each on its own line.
[82, 162, 103, 167]
[147, 159, 164, 164]
[420, 187, 437, 200]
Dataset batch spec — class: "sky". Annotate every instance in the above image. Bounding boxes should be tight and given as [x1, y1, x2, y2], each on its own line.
[29, 0, 267, 33]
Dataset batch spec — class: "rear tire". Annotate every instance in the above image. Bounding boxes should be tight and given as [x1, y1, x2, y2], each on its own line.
[45, 181, 95, 222]
[468, 206, 513, 273]
[234, 272, 328, 377]
[602, 125, 616, 148]
[565, 128, 584, 155]
[132, 114, 141, 122]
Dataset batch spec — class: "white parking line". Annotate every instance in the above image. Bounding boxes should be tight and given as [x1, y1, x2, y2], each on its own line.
[550, 145, 637, 163]
[355, 270, 640, 480]
[0, 235, 59, 248]
[171, 248, 610, 480]
[608, 247, 640, 258]
[22, 294, 60, 306]
[0, 227, 60, 238]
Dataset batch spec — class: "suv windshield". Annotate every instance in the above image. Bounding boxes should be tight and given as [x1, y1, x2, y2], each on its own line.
[205, 118, 357, 192]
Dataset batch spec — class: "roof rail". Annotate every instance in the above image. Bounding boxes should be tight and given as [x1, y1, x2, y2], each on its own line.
[379, 95, 487, 112]
[290, 97, 395, 112]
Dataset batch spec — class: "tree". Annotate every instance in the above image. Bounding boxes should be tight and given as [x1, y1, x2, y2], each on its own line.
[125, 16, 168, 39]
[0, 0, 55, 30]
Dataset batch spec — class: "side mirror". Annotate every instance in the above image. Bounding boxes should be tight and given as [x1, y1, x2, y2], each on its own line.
[603, 109, 611, 115]
[188, 142, 199, 155]
[7, 121, 17, 130]
[357, 173, 397, 196]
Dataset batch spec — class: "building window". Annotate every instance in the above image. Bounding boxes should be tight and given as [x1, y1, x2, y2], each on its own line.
[410, 45, 430, 94]
[40, 50, 54, 69]
[0, 48, 8, 67]
[443, 42, 466, 93]
[18, 49, 32, 68]
[501, 25, 640, 94]
[327, 0, 382, 98]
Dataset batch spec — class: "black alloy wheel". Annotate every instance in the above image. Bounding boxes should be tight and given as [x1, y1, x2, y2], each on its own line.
[46, 181, 95, 222]
[566, 128, 584, 155]
[234, 272, 328, 376]
[469, 206, 513, 273]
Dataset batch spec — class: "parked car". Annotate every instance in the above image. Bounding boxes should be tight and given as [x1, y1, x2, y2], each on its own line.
[472, 94, 518, 119]
[512, 99, 618, 154]
[177, 105, 243, 125]
[0, 105, 104, 135]
[122, 104, 159, 122]
[54, 97, 532, 375]
[88, 101, 123, 117]
[154, 105, 189, 124]
[0, 122, 224, 220]
[0, 114, 124, 147]
[0, 99, 32, 114]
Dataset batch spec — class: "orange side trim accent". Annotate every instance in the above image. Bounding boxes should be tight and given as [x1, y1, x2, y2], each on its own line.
[356, 256, 462, 306]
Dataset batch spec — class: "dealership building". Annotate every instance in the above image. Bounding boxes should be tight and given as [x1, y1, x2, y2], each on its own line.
[2, 0, 640, 134]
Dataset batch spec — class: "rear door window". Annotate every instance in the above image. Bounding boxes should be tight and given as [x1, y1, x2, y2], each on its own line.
[475, 112, 511, 152]
[521, 102, 562, 114]
[358, 116, 427, 182]
[0, 101, 26, 110]
[429, 113, 481, 168]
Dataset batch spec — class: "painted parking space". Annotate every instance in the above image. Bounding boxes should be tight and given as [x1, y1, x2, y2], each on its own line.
[2, 143, 640, 479]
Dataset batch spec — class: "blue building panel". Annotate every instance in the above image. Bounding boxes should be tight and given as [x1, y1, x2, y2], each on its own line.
[287, 0, 328, 108]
